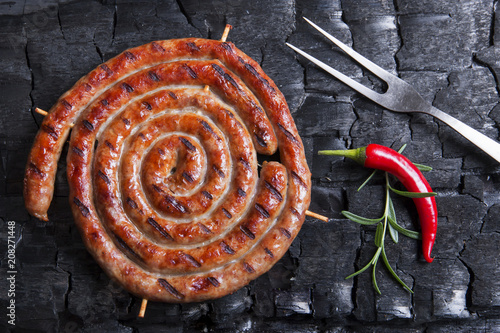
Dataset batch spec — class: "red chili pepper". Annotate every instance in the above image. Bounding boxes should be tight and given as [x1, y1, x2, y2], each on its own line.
[323, 144, 437, 263]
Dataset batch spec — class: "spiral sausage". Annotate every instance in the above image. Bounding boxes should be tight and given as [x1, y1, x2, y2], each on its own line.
[23, 38, 311, 302]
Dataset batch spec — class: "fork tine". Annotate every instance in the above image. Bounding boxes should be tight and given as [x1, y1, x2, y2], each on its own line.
[286, 42, 382, 103]
[302, 17, 397, 83]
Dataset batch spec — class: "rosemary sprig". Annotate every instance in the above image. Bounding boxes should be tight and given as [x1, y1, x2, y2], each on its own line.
[344, 173, 416, 294]
[342, 145, 434, 294]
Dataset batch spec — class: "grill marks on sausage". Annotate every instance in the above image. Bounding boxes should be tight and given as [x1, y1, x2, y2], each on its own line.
[183, 64, 198, 79]
[28, 162, 44, 178]
[244, 262, 255, 273]
[42, 124, 59, 140]
[151, 41, 165, 53]
[277, 123, 299, 144]
[180, 137, 196, 151]
[240, 225, 255, 240]
[148, 71, 161, 82]
[186, 41, 200, 52]
[242, 61, 276, 93]
[105, 140, 115, 151]
[158, 278, 184, 300]
[212, 164, 225, 178]
[214, 64, 241, 90]
[239, 157, 252, 170]
[254, 133, 267, 148]
[181, 252, 201, 268]
[243, 63, 259, 76]
[291, 171, 308, 189]
[152, 184, 164, 194]
[250, 100, 265, 115]
[121, 117, 130, 126]
[255, 203, 270, 219]
[114, 232, 143, 262]
[264, 247, 274, 258]
[265, 181, 283, 202]
[124, 51, 136, 61]
[100, 64, 113, 76]
[221, 208, 232, 219]
[280, 228, 292, 239]
[211, 63, 240, 91]
[168, 91, 178, 100]
[61, 99, 72, 110]
[237, 188, 246, 197]
[220, 241, 235, 255]
[97, 170, 111, 184]
[182, 171, 194, 183]
[290, 207, 301, 217]
[207, 276, 220, 287]
[73, 197, 90, 218]
[211, 63, 225, 76]
[72, 146, 84, 157]
[202, 191, 213, 200]
[126, 197, 138, 209]
[122, 82, 134, 93]
[101, 99, 109, 106]
[197, 223, 212, 234]
[221, 42, 233, 52]
[147, 217, 174, 241]
[82, 120, 94, 131]
[200, 120, 220, 140]
[164, 194, 188, 214]
[142, 101, 152, 110]
[223, 108, 237, 122]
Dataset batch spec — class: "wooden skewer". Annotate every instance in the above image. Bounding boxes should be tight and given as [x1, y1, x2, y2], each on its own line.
[138, 298, 148, 318]
[220, 24, 233, 42]
[35, 107, 48, 116]
[202, 24, 234, 94]
[35, 107, 74, 128]
[202, 24, 234, 93]
[306, 210, 329, 222]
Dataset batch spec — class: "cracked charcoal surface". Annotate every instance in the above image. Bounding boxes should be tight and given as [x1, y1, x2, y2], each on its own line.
[1, 0, 500, 331]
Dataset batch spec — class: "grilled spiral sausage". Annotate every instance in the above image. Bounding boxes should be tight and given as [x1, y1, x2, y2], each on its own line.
[23, 38, 311, 302]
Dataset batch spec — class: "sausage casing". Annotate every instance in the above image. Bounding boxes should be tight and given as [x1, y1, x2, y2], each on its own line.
[24, 38, 311, 302]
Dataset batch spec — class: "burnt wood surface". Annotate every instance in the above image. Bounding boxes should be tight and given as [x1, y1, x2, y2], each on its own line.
[1, 0, 500, 332]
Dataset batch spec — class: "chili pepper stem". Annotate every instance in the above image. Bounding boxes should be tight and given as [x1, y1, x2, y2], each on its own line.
[318, 148, 367, 165]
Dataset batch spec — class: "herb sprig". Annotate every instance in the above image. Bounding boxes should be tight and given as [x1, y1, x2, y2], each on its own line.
[342, 144, 435, 294]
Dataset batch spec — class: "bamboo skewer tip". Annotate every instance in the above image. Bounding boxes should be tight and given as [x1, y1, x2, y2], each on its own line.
[35, 107, 48, 116]
[35, 107, 75, 128]
[138, 298, 148, 318]
[220, 24, 233, 42]
[306, 210, 329, 222]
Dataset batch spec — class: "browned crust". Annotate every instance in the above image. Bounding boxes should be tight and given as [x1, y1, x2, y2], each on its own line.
[24, 38, 311, 302]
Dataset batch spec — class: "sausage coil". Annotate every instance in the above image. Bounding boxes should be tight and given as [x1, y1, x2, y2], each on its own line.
[24, 38, 311, 302]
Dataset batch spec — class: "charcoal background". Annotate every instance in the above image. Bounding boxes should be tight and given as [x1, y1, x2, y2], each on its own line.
[1, 0, 500, 332]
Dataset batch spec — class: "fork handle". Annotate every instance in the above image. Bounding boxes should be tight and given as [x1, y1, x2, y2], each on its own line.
[426, 106, 500, 163]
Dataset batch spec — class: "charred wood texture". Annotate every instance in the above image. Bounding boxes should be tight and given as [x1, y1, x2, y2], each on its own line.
[1, 0, 500, 332]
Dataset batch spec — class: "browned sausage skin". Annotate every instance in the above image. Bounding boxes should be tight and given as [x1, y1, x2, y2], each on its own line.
[24, 38, 311, 302]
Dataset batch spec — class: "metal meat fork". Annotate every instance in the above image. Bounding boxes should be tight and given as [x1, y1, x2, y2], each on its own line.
[287, 17, 500, 164]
